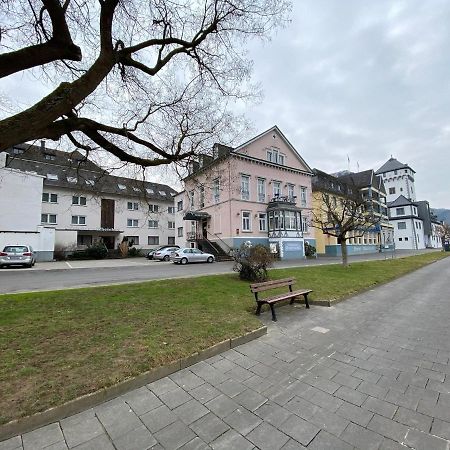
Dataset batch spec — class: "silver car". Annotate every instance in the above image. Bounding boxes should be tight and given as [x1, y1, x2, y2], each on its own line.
[0, 245, 36, 268]
[171, 248, 215, 264]
[153, 246, 180, 261]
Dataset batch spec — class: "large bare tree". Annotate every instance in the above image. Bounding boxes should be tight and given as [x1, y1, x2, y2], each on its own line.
[0, 0, 290, 169]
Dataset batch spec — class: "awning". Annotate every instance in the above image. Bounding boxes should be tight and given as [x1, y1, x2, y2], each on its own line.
[183, 211, 211, 221]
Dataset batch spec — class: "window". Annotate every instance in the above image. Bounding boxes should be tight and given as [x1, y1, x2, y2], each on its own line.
[149, 204, 159, 213]
[148, 236, 159, 245]
[213, 178, 220, 203]
[267, 149, 275, 162]
[67, 176, 77, 183]
[42, 192, 58, 203]
[242, 211, 251, 231]
[399, 237, 403, 241]
[177, 200, 183, 211]
[396, 207, 405, 215]
[118, 184, 126, 190]
[168, 221, 175, 229]
[146, 188, 154, 194]
[41, 214, 57, 224]
[71, 215, 86, 225]
[86, 179, 95, 186]
[241, 175, 250, 200]
[168, 206, 175, 214]
[133, 187, 140, 192]
[199, 186, 205, 208]
[302, 216, 308, 232]
[159, 191, 167, 196]
[77, 235, 92, 246]
[177, 227, 183, 237]
[273, 181, 281, 198]
[44, 153, 55, 160]
[257, 178, 265, 202]
[285, 211, 296, 230]
[189, 190, 195, 209]
[394, 170, 398, 175]
[125, 236, 139, 245]
[300, 187, 307, 207]
[47, 173, 58, 180]
[168, 236, 175, 245]
[397, 222, 407, 230]
[389, 187, 396, 195]
[259, 213, 267, 232]
[127, 201, 139, 211]
[13, 147, 24, 155]
[72, 196, 87, 206]
[267, 148, 285, 165]
[148, 220, 159, 228]
[287, 184, 294, 200]
[278, 154, 285, 165]
[405, 237, 409, 241]
[127, 219, 138, 227]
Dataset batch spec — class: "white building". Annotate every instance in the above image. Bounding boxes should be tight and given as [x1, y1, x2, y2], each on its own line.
[1, 143, 178, 255]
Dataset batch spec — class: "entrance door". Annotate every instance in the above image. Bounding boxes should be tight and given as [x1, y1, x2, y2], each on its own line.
[202, 219, 208, 239]
[102, 236, 115, 249]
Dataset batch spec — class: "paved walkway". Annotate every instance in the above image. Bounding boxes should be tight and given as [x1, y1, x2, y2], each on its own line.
[2, 257, 450, 450]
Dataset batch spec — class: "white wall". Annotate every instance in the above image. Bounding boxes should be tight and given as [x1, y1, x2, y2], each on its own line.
[382, 168, 416, 202]
[392, 217, 425, 249]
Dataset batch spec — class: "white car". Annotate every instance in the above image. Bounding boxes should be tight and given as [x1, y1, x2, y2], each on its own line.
[171, 248, 215, 264]
[153, 246, 180, 261]
[0, 245, 36, 268]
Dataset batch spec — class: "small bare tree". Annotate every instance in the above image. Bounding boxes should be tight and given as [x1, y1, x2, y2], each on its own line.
[312, 187, 382, 267]
[437, 222, 450, 248]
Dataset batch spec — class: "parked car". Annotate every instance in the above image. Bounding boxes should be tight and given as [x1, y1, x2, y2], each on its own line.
[146, 245, 180, 260]
[0, 245, 36, 268]
[171, 248, 215, 264]
[153, 246, 180, 261]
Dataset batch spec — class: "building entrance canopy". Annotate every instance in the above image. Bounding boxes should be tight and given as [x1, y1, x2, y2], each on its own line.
[183, 211, 211, 221]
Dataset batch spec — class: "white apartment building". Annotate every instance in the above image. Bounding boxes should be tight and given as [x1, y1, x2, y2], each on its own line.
[1, 143, 178, 256]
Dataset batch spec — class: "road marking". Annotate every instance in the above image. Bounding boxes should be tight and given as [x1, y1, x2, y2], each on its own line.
[65, 261, 73, 269]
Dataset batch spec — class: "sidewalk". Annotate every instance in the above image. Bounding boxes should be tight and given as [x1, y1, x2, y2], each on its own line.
[2, 255, 449, 449]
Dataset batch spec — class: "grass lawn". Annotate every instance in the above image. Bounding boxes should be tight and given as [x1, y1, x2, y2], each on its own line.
[0, 251, 447, 425]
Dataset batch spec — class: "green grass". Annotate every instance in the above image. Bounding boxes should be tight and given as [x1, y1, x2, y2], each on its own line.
[0, 251, 447, 425]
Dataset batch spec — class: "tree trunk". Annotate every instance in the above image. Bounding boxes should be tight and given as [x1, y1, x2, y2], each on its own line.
[341, 238, 349, 267]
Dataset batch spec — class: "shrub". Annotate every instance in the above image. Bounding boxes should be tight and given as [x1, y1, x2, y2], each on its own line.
[304, 241, 316, 257]
[232, 242, 274, 282]
[128, 247, 142, 257]
[85, 242, 108, 259]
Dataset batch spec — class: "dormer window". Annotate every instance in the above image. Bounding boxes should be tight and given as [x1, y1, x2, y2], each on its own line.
[118, 184, 126, 190]
[67, 176, 77, 183]
[133, 187, 140, 192]
[146, 188, 154, 194]
[44, 154, 56, 161]
[47, 173, 58, 180]
[13, 147, 24, 155]
[159, 190, 166, 196]
[86, 179, 95, 186]
[266, 148, 285, 165]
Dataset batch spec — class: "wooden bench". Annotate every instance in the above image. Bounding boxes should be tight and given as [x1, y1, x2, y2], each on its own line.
[250, 277, 312, 321]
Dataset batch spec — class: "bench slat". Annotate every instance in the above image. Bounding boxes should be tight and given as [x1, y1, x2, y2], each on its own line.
[250, 277, 295, 293]
[263, 289, 313, 304]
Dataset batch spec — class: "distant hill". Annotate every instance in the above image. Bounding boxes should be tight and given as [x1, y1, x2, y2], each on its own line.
[432, 208, 450, 224]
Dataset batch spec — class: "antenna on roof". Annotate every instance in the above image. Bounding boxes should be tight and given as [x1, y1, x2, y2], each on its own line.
[357, 161, 360, 172]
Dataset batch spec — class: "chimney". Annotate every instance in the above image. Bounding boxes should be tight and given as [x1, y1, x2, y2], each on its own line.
[0, 152, 7, 168]
[40, 140, 45, 152]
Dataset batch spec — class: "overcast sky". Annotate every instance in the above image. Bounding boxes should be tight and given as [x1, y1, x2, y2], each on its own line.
[244, 0, 450, 208]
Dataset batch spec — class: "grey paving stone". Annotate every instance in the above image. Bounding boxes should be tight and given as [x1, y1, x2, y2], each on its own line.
[254, 402, 293, 427]
[210, 429, 253, 450]
[140, 405, 177, 433]
[397, 372, 428, 389]
[159, 387, 193, 410]
[122, 387, 163, 416]
[42, 442, 68, 450]
[216, 379, 247, 398]
[147, 377, 179, 396]
[308, 365, 339, 380]
[332, 372, 362, 389]
[376, 376, 408, 394]
[362, 396, 398, 419]
[379, 437, 410, 450]
[246, 422, 290, 450]
[113, 425, 157, 450]
[431, 418, 450, 440]
[406, 384, 439, 402]
[154, 420, 196, 449]
[262, 384, 297, 406]
[308, 430, 354, 450]
[334, 385, 368, 406]
[427, 379, 450, 395]
[309, 388, 344, 412]
[336, 400, 374, 427]
[211, 358, 238, 373]
[190, 383, 222, 404]
[278, 414, 320, 446]
[205, 394, 239, 418]
[352, 368, 381, 384]
[22, 423, 63, 450]
[170, 369, 205, 390]
[417, 367, 446, 382]
[190, 363, 229, 386]
[284, 396, 320, 421]
[72, 434, 115, 450]
[0, 436, 22, 450]
[404, 428, 450, 450]
[95, 401, 142, 440]
[60, 410, 103, 448]
[340, 422, 384, 450]
[357, 380, 388, 399]
[223, 408, 262, 436]
[303, 375, 341, 394]
[384, 389, 419, 410]
[189, 413, 229, 443]
[393, 406, 433, 432]
[309, 407, 350, 436]
[178, 437, 210, 450]
[330, 361, 358, 376]
[242, 374, 274, 394]
[367, 414, 409, 442]
[226, 366, 254, 382]
[417, 398, 450, 422]
[280, 439, 307, 450]
[173, 399, 209, 425]
[233, 389, 267, 411]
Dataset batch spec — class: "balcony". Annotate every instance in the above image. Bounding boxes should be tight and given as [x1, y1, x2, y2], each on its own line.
[268, 195, 296, 205]
[186, 231, 204, 241]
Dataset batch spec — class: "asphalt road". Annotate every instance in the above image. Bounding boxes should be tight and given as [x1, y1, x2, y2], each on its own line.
[0, 249, 440, 294]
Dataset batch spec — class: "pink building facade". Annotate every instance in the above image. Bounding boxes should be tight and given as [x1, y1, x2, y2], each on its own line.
[177, 126, 315, 259]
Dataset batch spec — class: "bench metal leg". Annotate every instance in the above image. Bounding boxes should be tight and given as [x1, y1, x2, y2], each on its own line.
[289, 296, 296, 305]
[255, 303, 262, 316]
[269, 304, 277, 321]
[304, 293, 310, 309]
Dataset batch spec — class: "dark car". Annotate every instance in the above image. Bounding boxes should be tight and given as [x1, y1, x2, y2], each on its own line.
[146, 245, 180, 260]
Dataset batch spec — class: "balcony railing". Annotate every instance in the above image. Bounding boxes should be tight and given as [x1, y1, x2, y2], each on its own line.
[268, 195, 296, 204]
[186, 231, 204, 241]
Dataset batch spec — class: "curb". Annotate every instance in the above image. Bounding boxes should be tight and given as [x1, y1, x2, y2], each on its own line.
[0, 326, 267, 442]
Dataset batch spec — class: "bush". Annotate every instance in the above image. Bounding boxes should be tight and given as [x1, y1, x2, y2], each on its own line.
[232, 242, 274, 282]
[304, 241, 316, 257]
[128, 247, 142, 257]
[85, 242, 108, 259]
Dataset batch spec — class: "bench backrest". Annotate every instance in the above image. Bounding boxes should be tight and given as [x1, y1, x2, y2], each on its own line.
[250, 277, 295, 293]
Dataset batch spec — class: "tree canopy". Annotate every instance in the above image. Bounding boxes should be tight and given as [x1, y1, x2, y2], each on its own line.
[0, 0, 290, 169]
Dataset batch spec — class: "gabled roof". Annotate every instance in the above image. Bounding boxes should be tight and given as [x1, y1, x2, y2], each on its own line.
[376, 157, 415, 174]
[387, 195, 416, 208]
[312, 169, 355, 196]
[234, 125, 314, 174]
[336, 169, 373, 188]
